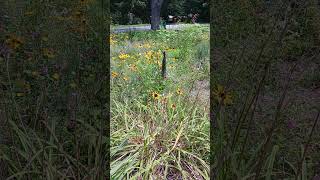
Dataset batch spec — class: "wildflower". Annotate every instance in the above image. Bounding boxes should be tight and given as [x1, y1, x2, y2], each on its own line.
[119, 53, 130, 60]
[52, 73, 60, 80]
[5, 35, 24, 50]
[129, 64, 137, 71]
[171, 104, 176, 110]
[157, 60, 161, 67]
[143, 43, 151, 49]
[111, 71, 118, 78]
[213, 85, 232, 105]
[110, 35, 117, 45]
[123, 76, 129, 81]
[43, 48, 55, 58]
[144, 51, 153, 60]
[176, 88, 183, 95]
[151, 92, 160, 100]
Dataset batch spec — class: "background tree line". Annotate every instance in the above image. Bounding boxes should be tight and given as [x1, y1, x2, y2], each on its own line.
[111, 0, 209, 25]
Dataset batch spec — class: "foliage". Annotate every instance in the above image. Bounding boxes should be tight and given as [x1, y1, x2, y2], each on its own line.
[110, 26, 210, 179]
[111, 0, 209, 25]
[0, 0, 108, 179]
[210, 0, 320, 179]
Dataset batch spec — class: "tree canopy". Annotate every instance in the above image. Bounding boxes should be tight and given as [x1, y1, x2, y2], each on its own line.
[111, 0, 209, 25]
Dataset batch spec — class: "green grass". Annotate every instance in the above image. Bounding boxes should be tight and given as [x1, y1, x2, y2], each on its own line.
[0, 0, 107, 179]
[210, 1, 320, 179]
[110, 27, 210, 179]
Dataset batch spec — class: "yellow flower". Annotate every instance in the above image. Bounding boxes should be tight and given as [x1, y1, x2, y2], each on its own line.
[111, 71, 118, 78]
[123, 76, 129, 81]
[143, 43, 151, 49]
[129, 64, 137, 71]
[43, 48, 55, 58]
[52, 73, 60, 80]
[157, 60, 161, 67]
[144, 51, 153, 60]
[151, 92, 160, 100]
[119, 53, 130, 60]
[176, 88, 183, 95]
[110, 35, 117, 45]
[213, 85, 233, 105]
[5, 35, 24, 50]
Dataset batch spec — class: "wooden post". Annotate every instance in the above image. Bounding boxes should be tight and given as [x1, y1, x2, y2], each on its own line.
[161, 51, 167, 78]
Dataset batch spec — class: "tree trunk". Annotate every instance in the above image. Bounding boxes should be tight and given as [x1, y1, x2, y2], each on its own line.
[151, 0, 164, 30]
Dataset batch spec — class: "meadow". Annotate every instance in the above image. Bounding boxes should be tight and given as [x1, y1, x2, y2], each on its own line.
[110, 25, 210, 179]
[1, 1, 108, 179]
[210, 1, 320, 179]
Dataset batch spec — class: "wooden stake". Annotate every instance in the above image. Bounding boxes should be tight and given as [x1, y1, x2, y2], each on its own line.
[162, 51, 167, 79]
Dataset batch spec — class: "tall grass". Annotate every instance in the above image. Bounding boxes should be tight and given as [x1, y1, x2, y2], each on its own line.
[110, 26, 210, 179]
[0, 0, 108, 179]
[211, 0, 320, 179]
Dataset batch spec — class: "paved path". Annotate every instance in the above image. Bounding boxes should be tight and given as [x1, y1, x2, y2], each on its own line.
[111, 23, 208, 33]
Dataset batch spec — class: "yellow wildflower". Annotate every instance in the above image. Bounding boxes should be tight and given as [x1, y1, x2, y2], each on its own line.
[151, 92, 160, 100]
[110, 35, 117, 45]
[143, 43, 151, 49]
[5, 35, 24, 50]
[119, 53, 130, 60]
[123, 76, 129, 81]
[111, 71, 118, 78]
[145, 51, 153, 60]
[52, 73, 60, 80]
[176, 88, 183, 95]
[213, 85, 233, 105]
[129, 64, 137, 71]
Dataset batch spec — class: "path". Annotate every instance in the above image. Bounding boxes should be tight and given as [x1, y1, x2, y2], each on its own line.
[111, 23, 208, 33]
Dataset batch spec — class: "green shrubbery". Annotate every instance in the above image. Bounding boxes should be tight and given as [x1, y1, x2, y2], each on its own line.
[0, 0, 108, 179]
[110, 26, 210, 179]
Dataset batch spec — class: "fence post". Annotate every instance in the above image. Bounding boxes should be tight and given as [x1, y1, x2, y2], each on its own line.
[161, 51, 167, 79]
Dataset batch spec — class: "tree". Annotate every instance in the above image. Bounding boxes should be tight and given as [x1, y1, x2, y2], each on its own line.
[151, 0, 164, 30]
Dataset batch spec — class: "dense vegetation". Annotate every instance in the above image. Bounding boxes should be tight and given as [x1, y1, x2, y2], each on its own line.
[111, 0, 209, 24]
[0, 0, 108, 179]
[211, 0, 320, 179]
[111, 25, 210, 179]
